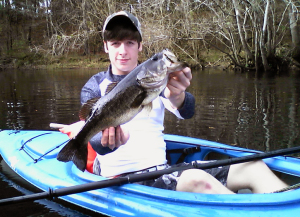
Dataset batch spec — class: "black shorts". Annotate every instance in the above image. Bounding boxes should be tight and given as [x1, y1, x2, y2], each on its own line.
[93, 159, 230, 191]
[122, 162, 230, 191]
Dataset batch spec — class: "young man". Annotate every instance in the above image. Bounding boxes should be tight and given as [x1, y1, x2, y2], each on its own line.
[63, 11, 288, 194]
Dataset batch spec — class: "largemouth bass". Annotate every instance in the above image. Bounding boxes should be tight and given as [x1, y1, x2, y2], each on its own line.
[57, 49, 187, 171]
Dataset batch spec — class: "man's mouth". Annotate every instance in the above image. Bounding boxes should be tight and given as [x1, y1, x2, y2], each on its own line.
[118, 59, 129, 63]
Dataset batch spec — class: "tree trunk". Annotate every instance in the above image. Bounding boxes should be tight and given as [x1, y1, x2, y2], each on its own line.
[286, 1, 300, 61]
[4, 0, 13, 52]
[260, 0, 271, 71]
[232, 0, 254, 62]
[45, 0, 52, 37]
[82, 0, 89, 56]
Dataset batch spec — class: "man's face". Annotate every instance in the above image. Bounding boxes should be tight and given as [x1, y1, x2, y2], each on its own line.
[104, 39, 142, 75]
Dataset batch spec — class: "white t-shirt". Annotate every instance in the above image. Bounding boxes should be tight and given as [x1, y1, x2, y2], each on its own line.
[97, 79, 183, 177]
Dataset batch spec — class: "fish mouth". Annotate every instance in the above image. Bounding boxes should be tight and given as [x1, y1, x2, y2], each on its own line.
[162, 49, 177, 64]
[138, 76, 168, 89]
[162, 49, 187, 72]
[164, 53, 175, 64]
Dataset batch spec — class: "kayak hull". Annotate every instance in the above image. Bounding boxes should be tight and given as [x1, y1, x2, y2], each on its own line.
[1, 130, 300, 216]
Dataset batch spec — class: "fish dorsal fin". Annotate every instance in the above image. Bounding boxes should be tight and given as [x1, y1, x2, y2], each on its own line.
[105, 82, 118, 95]
[78, 82, 118, 121]
[79, 97, 100, 121]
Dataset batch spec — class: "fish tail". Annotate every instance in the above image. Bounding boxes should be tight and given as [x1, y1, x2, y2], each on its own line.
[57, 138, 87, 172]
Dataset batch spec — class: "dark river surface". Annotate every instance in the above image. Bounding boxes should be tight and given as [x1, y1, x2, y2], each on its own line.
[0, 68, 300, 216]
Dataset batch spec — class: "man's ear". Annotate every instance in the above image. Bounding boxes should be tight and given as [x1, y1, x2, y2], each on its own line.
[138, 42, 143, 52]
[104, 41, 108, 53]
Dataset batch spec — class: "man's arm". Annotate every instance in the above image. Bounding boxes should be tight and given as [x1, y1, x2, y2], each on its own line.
[163, 67, 195, 119]
[81, 75, 102, 104]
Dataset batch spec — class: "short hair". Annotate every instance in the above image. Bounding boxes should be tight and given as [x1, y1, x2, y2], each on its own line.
[103, 17, 142, 43]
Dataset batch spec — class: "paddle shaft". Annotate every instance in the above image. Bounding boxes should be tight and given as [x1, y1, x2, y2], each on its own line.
[1, 144, 300, 206]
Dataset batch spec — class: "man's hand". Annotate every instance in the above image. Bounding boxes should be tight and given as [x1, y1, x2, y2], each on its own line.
[164, 67, 192, 109]
[101, 126, 130, 150]
[59, 121, 85, 139]
[59, 121, 129, 150]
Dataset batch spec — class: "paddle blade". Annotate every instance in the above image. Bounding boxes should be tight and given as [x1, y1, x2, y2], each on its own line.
[57, 139, 87, 172]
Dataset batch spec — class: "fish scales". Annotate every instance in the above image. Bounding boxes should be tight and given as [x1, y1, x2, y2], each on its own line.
[82, 85, 145, 141]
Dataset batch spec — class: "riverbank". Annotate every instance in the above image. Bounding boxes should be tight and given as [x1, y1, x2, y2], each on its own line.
[0, 52, 110, 70]
[0, 49, 229, 70]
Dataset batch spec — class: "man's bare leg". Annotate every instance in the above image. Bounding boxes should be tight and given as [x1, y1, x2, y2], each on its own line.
[176, 169, 234, 194]
[226, 160, 288, 193]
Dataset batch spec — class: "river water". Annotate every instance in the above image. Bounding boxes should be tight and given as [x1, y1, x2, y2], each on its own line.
[0, 68, 300, 216]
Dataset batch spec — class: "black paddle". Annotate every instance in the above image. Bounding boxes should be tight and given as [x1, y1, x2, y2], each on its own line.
[1, 144, 300, 206]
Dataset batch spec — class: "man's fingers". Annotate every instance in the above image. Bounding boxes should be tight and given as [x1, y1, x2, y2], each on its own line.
[102, 126, 129, 149]
[115, 126, 121, 147]
[168, 70, 191, 90]
[108, 127, 116, 149]
[101, 128, 109, 147]
[120, 126, 130, 145]
[182, 67, 192, 80]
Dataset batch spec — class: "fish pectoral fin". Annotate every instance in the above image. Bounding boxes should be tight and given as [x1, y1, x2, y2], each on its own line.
[130, 91, 147, 108]
[105, 82, 118, 95]
[57, 139, 87, 172]
[79, 97, 100, 121]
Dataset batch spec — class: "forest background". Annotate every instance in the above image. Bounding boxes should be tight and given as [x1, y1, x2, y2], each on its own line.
[0, 0, 300, 72]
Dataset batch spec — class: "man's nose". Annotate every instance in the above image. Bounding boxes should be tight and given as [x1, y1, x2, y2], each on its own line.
[118, 43, 127, 56]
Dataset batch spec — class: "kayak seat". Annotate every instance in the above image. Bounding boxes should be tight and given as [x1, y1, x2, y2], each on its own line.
[166, 146, 202, 165]
[165, 140, 205, 165]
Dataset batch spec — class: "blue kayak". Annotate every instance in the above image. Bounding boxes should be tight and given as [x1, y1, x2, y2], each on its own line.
[1, 130, 300, 216]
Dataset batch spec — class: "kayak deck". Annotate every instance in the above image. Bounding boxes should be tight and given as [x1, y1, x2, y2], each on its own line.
[1, 130, 300, 216]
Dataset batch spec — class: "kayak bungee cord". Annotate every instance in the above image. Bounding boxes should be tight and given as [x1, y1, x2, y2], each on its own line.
[272, 183, 300, 193]
[18, 131, 69, 163]
[34, 140, 69, 163]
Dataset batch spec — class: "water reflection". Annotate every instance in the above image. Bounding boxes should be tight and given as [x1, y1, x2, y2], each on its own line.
[164, 69, 300, 152]
[0, 69, 96, 130]
[1, 68, 299, 151]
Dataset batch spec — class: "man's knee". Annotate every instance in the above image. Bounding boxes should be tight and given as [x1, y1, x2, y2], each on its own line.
[227, 160, 286, 193]
[229, 160, 269, 179]
[176, 169, 211, 192]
